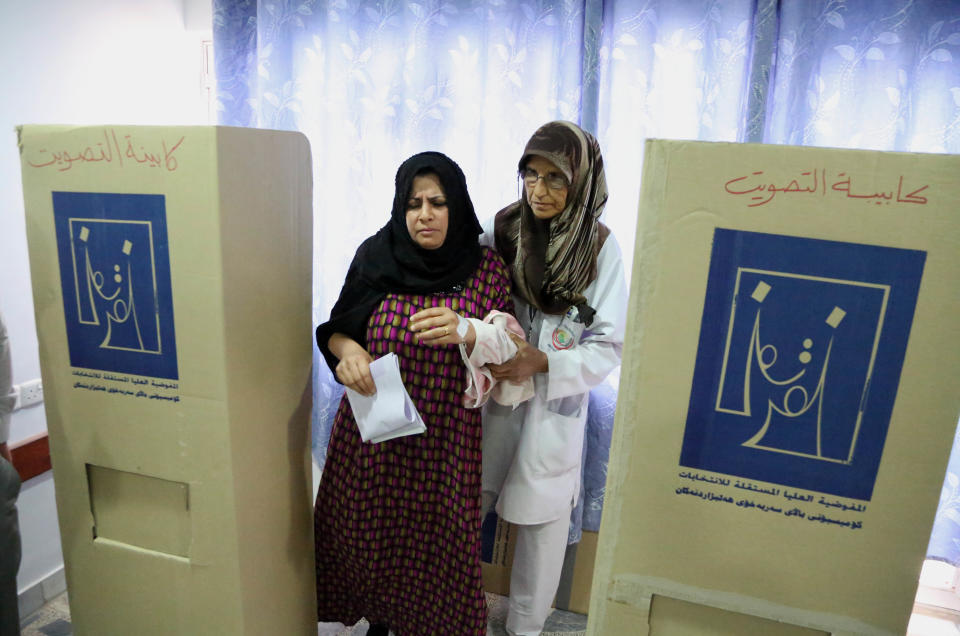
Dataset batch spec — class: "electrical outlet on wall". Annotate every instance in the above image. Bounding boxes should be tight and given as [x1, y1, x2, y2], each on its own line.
[18, 378, 43, 408]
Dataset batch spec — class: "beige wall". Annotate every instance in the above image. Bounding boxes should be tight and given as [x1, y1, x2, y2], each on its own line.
[0, 0, 212, 605]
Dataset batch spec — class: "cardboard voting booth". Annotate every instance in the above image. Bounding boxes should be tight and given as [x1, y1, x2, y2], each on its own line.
[588, 140, 960, 635]
[17, 125, 315, 635]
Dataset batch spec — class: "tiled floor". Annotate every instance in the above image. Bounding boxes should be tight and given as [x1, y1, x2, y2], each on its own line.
[314, 593, 587, 635]
[20, 590, 960, 635]
[908, 561, 960, 635]
[908, 609, 960, 636]
[19, 561, 960, 634]
[19, 592, 587, 636]
[19, 591, 71, 636]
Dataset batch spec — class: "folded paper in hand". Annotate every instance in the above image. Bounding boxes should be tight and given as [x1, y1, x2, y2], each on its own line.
[345, 353, 426, 443]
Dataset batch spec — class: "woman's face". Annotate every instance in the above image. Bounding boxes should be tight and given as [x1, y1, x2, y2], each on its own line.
[523, 155, 569, 220]
[405, 173, 449, 250]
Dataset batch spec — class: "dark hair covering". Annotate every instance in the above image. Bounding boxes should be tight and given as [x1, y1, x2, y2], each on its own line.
[316, 151, 483, 376]
[493, 121, 609, 326]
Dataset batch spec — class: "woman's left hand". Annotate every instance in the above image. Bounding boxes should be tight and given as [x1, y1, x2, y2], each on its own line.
[488, 332, 548, 382]
[410, 307, 464, 346]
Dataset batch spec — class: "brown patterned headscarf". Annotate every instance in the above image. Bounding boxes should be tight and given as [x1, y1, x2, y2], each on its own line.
[493, 120, 610, 325]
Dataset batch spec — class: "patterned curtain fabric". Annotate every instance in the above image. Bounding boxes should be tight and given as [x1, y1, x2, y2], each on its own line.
[929, 426, 960, 564]
[213, 0, 960, 548]
[765, 0, 960, 151]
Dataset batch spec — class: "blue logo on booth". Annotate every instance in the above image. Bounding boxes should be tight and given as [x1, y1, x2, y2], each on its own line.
[680, 229, 924, 501]
[53, 192, 178, 380]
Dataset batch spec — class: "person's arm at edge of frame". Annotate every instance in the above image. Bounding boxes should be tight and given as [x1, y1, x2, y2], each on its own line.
[0, 314, 14, 464]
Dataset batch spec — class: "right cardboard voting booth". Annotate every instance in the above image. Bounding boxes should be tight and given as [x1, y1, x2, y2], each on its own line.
[18, 125, 315, 635]
[589, 140, 960, 635]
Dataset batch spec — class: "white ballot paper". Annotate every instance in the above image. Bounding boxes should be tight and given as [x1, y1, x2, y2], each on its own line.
[344, 352, 426, 443]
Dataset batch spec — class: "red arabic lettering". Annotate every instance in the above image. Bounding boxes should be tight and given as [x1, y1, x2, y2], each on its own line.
[725, 168, 928, 207]
[163, 136, 185, 172]
[110, 128, 124, 167]
[896, 176, 928, 205]
[26, 128, 184, 173]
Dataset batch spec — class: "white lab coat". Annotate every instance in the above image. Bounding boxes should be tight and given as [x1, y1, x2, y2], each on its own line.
[480, 220, 627, 526]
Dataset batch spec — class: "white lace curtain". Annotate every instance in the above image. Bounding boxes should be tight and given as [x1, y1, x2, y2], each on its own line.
[213, 0, 960, 552]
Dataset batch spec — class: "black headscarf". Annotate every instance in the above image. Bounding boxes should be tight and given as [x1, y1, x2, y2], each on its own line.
[316, 151, 483, 374]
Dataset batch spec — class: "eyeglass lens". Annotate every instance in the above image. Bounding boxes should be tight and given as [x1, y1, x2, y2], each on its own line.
[521, 169, 567, 190]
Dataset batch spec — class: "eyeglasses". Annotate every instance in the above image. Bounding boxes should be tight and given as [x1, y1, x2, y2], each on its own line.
[520, 168, 569, 191]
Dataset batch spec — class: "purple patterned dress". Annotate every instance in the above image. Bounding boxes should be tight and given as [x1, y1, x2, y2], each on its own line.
[315, 247, 512, 635]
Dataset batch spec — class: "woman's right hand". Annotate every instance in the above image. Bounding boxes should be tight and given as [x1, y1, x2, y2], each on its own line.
[336, 350, 376, 396]
[328, 333, 376, 396]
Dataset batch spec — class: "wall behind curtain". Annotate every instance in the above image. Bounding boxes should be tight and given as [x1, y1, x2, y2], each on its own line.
[213, 0, 960, 552]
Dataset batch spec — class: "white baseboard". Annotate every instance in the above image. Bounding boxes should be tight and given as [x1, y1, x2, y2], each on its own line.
[17, 565, 66, 620]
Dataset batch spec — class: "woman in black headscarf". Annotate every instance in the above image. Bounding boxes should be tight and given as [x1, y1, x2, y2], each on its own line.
[314, 152, 513, 636]
[479, 121, 628, 636]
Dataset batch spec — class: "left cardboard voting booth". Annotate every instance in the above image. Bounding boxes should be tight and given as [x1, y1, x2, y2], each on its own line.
[17, 125, 316, 635]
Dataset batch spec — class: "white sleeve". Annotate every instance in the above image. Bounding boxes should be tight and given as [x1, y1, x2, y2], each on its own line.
[460, 313, 533, 408]
[0, 315, 14, 444]
[467, 318, 518, 368]
[459, 319, 502, 409]
[543, 235, 628, 402]
[479, 214, 497, 249]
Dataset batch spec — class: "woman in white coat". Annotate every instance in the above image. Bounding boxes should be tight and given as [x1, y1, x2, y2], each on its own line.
[480, 121, 627, 635]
